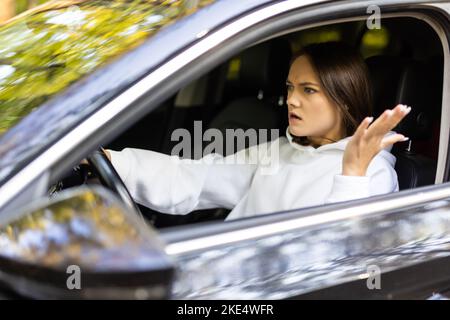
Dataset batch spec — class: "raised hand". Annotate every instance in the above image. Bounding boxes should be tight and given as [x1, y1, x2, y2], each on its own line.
[342, 104, 411, 176]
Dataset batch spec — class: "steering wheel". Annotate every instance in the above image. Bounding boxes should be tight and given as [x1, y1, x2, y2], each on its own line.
[86, 149, 141, 215]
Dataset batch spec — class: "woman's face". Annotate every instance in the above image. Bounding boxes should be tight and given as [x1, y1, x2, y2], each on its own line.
[286, 55, 345, 146]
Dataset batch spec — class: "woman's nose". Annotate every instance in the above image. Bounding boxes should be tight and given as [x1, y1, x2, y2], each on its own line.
[287, 92, 301, 108]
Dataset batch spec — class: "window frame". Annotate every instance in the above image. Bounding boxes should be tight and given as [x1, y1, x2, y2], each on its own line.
[156, 4, 450, 242]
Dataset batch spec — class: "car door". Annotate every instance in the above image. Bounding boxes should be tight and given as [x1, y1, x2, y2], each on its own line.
[163, 185, 450, 299]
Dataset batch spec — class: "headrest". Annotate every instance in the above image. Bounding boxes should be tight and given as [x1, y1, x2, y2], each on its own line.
[366, 56, 441, 140]
[238, 38, 292, 97]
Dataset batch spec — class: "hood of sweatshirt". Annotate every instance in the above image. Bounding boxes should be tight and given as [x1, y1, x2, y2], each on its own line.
[285, 127, 397, 166]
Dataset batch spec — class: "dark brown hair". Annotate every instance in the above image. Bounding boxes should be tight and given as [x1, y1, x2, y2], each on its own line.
[290, 42, 373, 147]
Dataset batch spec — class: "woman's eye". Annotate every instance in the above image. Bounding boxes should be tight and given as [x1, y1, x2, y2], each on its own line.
[304, 87, 317, 94]
[286, 84, 293, 91]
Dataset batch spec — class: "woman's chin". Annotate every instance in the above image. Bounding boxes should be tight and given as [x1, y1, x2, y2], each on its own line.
[288, 127, 307, 137]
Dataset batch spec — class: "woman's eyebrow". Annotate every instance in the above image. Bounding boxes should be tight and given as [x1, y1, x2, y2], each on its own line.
[286, 80, 320, 87]
[299, 81, 320, 87]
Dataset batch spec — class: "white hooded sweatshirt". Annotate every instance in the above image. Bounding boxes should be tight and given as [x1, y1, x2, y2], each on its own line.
[108, 129, 399, 220]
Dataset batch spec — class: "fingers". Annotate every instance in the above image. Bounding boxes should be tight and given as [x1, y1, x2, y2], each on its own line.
[103, 149, 111, 161]
[353, 116, 374, 141]
[380, 133, 409, 149]
[366, 104, 411, 138]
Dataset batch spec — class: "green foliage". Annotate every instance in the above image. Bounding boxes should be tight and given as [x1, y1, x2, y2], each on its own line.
[16, 0, 53, 15]
[0, 0, 213, 134]
[15, 0, 29, 14]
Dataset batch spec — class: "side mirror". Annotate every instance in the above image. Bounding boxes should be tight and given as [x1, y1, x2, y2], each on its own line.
[0, 186, 175, 299]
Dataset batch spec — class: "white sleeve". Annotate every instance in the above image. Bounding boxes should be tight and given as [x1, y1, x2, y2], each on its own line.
[108, 147, 258, 215]
[324, 153, 399, 204]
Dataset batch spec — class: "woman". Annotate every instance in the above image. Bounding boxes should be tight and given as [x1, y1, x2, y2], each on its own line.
[105, 42, 410, 220]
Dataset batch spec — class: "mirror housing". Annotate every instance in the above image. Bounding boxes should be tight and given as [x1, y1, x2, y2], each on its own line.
[0, 186, 175, 299]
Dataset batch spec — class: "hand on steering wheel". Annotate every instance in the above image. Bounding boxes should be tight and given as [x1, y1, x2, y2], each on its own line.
[86, 148, 141, 215]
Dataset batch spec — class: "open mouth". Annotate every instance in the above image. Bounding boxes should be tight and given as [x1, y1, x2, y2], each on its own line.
[289, 112, 302, 121]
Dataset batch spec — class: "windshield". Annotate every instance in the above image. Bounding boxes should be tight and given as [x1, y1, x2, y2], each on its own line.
[0, 0, 214, 135]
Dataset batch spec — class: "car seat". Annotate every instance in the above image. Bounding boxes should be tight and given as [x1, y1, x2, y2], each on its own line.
[366, 55, 441, 189]
[207, 38, 292, 155]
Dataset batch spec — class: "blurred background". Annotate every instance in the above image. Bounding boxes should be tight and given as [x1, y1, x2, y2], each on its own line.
[0, 0, 52, 23]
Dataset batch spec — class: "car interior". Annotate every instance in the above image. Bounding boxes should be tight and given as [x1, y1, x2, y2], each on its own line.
[104, 16, 444, 228]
